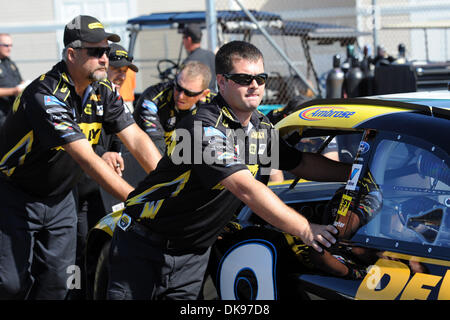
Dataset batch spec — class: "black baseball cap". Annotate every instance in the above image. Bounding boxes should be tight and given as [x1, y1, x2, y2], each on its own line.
[64, 15, 120, 47]
[183, 23, 202, 43]
[108, 44, 138, 72]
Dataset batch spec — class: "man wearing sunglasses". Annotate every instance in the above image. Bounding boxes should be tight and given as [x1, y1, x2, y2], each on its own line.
[107, 41, 349, 300]
[107, 43, 138, 95]
[0, 33, 26, 128]
[0, 15, 162, 300]
[133, 61, 214, 155]
[69, 43, 142, 299]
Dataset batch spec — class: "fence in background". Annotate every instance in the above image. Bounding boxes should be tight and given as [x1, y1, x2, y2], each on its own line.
[1, 0, 449, 98]
[202, 0, 450, 103]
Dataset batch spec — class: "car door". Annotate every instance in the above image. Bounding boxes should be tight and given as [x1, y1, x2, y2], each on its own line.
[297, 129, 450, 300]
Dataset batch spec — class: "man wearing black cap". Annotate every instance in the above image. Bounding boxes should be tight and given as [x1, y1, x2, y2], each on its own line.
[182, 23, 216, 91]
[0, 15, 161, 300]
[107, 43, 138, 93]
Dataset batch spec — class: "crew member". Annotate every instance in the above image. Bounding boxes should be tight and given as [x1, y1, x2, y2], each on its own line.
[119, 69, 137, 113]
[0, 33, 24, 127]
[107, 41, 348, 300]
[0, 15, 161, 300]
[182, 23, 216, 91]
[133, 61, 213, 155]
[70, 43, 141, 299]
[107, 43, 138, 98]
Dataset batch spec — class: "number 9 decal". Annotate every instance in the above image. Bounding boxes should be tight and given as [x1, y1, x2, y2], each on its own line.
[217, 239, 277, 300]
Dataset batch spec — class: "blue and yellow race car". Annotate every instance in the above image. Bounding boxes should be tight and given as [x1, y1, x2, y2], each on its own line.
[85, 89, 450, 300]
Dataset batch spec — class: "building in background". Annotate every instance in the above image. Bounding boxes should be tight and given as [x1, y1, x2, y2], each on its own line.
[1, 0, 449, 93]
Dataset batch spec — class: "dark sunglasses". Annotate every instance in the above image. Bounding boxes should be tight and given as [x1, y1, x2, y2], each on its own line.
[223, 73, 268, 86]
[109, 55, 133, 62]
[74, 46, 111, 58]
[174, 79, 204, 97]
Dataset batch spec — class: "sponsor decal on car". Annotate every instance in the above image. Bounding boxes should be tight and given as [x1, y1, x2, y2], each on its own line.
[298, 106, 356, 121]
[356, 253, 450, 300]
[275, 104, 410, 132]
[358, 141, 370, 154]
[346, 163, 363, 191]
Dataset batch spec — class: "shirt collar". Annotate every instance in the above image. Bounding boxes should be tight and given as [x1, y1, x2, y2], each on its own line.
[57, 61, 76, 87]
[58, 60, 103, 91]
[215, 93, 266, 127]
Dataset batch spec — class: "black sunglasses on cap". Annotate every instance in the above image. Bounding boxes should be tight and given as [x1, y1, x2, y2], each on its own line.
[174, 78, 204, 97]
[109, 55, 133, 62]
[74, 46, 111, 58]
[223, 73, 268, 86]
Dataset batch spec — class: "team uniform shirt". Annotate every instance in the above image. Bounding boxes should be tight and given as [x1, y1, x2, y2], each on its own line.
[133, 80, 215, 154]
[0, 61, 134, 198]
[124, 94, 303, 251]
[0, 57, 23, 112]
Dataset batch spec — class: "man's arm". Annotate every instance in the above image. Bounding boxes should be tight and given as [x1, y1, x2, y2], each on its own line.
[132, 97, 166, 155]
[289, 152, 351, 182]
[116, 123, 162, 174]
[221, 169, 337, 253]
[64, 138, 133, 201]
[0, 86, 21, 98]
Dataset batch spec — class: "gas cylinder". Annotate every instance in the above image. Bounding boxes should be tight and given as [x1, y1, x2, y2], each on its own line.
[345, 57, 363, 98]
[326, 54, 345, 98]
[360, 45, 375, 96]
[341, 44, 355, 73]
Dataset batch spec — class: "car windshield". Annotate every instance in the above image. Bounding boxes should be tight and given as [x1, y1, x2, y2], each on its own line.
[353, 132, 450, 255]
[292, 132, 363, 163]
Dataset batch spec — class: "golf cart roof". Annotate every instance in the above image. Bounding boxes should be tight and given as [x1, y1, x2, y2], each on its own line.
[126, 10, 367, 42]
[127, 10, 282, 28]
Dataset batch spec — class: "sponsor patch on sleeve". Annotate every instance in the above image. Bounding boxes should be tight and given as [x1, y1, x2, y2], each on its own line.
[142, 99, 158, 113]
[337, 194, 353, 216]
[44, 95, 66, 107]
[203, 126, 226, 139]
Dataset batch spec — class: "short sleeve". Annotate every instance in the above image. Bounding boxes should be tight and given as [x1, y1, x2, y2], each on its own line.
[25, 91, 85, 149]
[100, 83, 135, 135]
[169, 117, 248, 189]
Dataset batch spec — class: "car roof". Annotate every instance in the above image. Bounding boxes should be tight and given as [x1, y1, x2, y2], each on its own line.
[275, 90, 450, 152]
[276, 90, 449, 130]
[369, 90, 450, 112]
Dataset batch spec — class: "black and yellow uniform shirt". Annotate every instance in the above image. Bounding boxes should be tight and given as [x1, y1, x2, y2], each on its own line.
[125, 94, 302, 251]
[0, 57, 23, 111]
[0, 61, 134, 198]
[133, 80, 214, 155]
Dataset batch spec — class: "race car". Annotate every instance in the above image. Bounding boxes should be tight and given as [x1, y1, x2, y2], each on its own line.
[85, 89, 450, 300]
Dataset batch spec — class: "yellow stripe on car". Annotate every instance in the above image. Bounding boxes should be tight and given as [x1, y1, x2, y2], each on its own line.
[276, 104, 410, 132]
